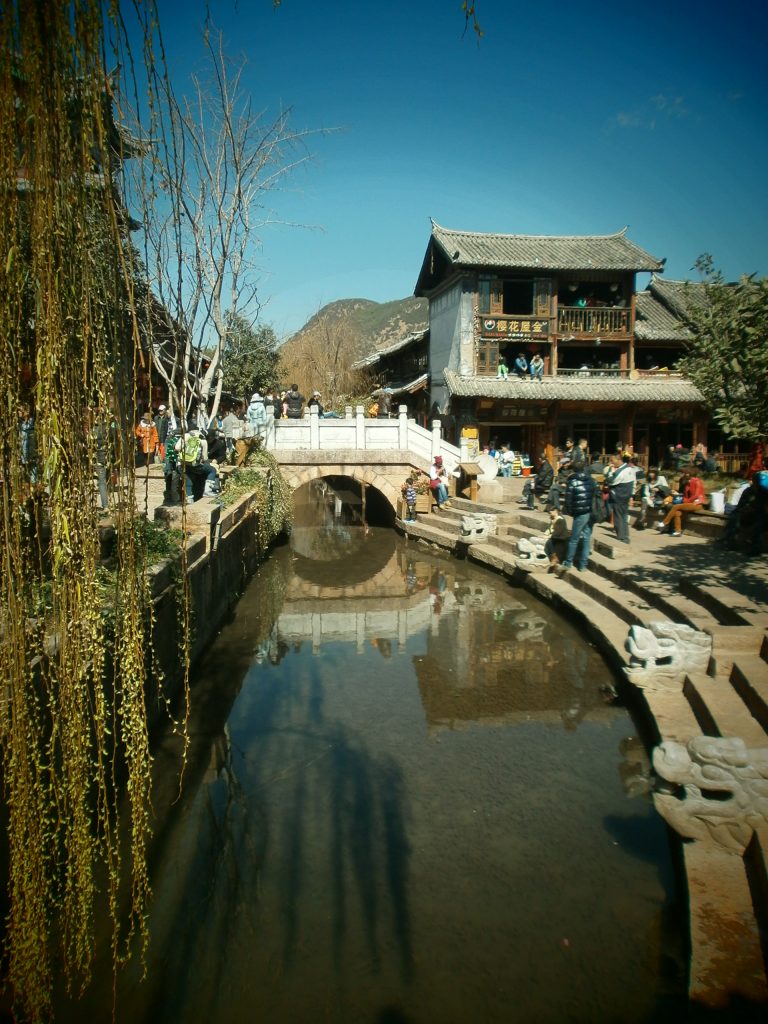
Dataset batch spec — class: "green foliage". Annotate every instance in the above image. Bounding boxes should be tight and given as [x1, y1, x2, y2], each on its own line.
[1, 4, 190, 1018]
[679, 256, 768, 442]
[217, 451, 293, 549]
[132, 516, 185, 567]
[222, 312, 282, 403]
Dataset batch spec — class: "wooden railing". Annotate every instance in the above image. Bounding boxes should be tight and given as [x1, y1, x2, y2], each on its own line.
[558, 306, 630, 337]
[712, 453, 753, 475]
[556, 367, 629, 378]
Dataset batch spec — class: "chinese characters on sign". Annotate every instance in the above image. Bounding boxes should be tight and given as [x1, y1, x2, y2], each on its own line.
[499, 405, 547, 419]
[482, 318, 549, 339]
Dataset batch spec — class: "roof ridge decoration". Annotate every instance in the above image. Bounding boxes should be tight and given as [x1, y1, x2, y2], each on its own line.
[430, 220, 632, 244]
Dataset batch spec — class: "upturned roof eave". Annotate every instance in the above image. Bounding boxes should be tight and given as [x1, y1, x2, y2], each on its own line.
[443, 368, 704, 404]
[421, 220, 664, 277]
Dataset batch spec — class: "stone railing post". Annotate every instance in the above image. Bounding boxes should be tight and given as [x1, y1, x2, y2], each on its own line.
[398, 404, 408, 450]
[345, 405, 353, 420]
[431, 418, 442, 459]
[264, 404, 276, 449]
[355, 405, 365, 449]
[309, 405, 320, 449]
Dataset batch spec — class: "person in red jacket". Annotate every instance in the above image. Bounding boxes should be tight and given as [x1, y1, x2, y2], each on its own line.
[657, 469, 706, 536]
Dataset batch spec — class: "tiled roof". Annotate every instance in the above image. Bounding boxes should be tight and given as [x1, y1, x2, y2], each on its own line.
[444, 369, 704, 403]
[428, 220, 664, 273]
[352, 329, 428, 369]
[373, 373, 429, 396]
[647, 275, 709, 319]
[634, 290, 692, 342]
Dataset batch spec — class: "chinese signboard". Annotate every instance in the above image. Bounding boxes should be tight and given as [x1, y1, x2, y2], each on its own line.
[481, 317, 549, 339]
[498, 405, 548, 420]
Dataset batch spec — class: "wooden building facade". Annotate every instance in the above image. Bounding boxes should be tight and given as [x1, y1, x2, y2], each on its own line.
[414, 221, 709, 466]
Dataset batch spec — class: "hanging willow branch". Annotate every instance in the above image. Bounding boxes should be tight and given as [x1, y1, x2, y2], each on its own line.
[0, 2, 186, 1019]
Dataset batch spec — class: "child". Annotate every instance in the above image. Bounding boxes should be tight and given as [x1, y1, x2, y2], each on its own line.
[402, 476, 417, 522]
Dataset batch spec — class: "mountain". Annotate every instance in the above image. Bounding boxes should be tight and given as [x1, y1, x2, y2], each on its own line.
[283, 296, 428, 362]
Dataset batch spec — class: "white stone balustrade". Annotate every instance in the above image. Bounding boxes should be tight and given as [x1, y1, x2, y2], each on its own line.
[264, 403, 463, 467]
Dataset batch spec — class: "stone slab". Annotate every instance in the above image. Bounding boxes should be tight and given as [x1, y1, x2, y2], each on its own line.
[684, 841, 768, 1008]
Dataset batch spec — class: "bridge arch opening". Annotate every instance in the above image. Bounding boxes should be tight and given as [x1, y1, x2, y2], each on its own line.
[290, 476, 397, 586]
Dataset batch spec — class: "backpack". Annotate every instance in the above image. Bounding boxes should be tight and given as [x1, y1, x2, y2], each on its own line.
[756, 470, 768, 493]
[591, 488, 608, 524]
[179, 434, 203, 465]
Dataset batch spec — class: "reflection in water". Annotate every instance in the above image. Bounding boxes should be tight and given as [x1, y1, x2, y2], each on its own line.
[56, 514, 687, 1024]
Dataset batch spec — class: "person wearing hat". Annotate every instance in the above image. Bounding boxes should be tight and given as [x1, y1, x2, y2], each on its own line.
[154, 404, 170, 461]
[235, 392, 267, 467]
[429, 454, 451, 510]
[135, 411, 159, 468]
[246, 392, 267, 436]
[309, 390, 324, 417]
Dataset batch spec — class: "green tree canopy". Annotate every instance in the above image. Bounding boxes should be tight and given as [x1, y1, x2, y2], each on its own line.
[222, 312, 282, 402]
[679, 256, 768, 442]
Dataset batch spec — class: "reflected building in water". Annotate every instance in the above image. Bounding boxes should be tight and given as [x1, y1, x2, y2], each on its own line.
[279, 536, 622, 734]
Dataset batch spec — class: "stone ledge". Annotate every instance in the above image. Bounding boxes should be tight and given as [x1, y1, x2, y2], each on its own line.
[685, 842, 768, 1008]
[275, 449, 428, 467]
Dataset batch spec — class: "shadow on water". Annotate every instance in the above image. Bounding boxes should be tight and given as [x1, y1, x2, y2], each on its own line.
[54, 493, 756, 1022]
[57, 540, 415, 1022]
[326, 738, 412, 979]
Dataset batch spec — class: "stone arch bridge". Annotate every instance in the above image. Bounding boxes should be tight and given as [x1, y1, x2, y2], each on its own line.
[264, 405, 463, 511]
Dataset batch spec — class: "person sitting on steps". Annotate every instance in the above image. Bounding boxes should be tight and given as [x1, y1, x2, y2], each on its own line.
[520, 451, 554, 510]
[657, 468, 705, 537]
[429, 455, 451, 510]
[544, 508, 569, 569]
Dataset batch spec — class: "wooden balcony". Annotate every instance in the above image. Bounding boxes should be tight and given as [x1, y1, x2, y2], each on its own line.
[557, 306, 630, 338]
[556, 367, 629, 379]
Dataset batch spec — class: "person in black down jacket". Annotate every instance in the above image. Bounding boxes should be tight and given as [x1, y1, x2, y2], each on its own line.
[562, 460, 596, 571]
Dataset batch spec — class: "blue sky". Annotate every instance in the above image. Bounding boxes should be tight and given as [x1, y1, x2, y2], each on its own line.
[151, 0, 768, 339]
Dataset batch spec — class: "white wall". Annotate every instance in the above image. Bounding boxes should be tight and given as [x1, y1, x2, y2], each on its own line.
[428, 278, 474, 412]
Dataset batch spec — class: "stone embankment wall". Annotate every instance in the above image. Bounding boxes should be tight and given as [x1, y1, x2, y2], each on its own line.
[149, 488, 269, 706]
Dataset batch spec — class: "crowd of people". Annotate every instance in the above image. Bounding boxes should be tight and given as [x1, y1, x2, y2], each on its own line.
[14, 393, 768, 551]
[127, 383, 336, 503]
[512, 438, 767, 567]
[129, 381, 390, 504]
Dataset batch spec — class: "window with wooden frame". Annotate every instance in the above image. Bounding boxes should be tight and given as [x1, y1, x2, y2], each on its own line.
[477, 339, 499, 375]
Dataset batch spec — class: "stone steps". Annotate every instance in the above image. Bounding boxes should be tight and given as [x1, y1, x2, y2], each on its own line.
[729, 654, 768, 733]
[524, 567, 638, 665]
[555, 564, 670, 630]
[683, 671, 768, 746]
[684, 841, 768, 1007]
[586, 551, 721, 633]
[680, 579, 766, 628]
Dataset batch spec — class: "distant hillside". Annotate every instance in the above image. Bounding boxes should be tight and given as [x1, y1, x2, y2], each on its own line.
[284, 296, 428, 362]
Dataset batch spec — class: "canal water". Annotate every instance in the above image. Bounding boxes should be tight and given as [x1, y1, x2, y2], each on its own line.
[60, 494, 687, 1023]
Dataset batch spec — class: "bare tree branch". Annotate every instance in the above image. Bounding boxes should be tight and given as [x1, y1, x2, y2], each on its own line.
[128, 27, 327, 425]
